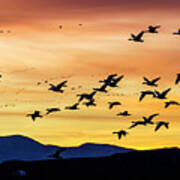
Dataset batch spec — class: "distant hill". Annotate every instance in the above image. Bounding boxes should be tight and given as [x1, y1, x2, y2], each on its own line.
[0, 135, 134, 162]
[0, 135, 60, 162]
[61, 143, 134, 159]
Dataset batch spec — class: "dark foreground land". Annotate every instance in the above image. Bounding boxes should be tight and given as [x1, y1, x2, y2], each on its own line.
[0, 148, 179, 179]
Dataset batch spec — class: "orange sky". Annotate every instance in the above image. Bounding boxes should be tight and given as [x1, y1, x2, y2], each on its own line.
[0, 0, 179, 149]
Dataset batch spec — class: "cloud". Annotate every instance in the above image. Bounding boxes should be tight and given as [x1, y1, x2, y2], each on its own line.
[1, 0, 180, 25]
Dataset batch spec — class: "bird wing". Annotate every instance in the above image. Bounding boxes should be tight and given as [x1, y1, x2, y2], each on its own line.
[49, 83, 54, 87]
[155, 123, 162, 131]
[175, 74, 180, 84]
[122, 131, 127, 136]
[139, 92, 146, 101]
[136, 31, 144, 39]
[56, 81, 67, 88]
[143, 77, 149, 83]
[131, 34, 136, 39]
[164, 123, 169, 129]
[154, 25, 161, 29]
[115, 75, 124, 82]
[154, 90, 161, 97]
[109, 103, 113, 109]
[112, 132, 117, 134]
[118, 133, 122, 139]
[149, 113, 159, 121]
[161, 88, 171, 97]
[164, 102, 170, 108]
[151, 77, 161, 83]
[32, 116, 36, 121]
[101, 84, 107, 89]
[128, 122, 138, 129]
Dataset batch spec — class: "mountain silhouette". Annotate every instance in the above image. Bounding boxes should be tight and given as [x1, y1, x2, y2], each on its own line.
[0, 135, 133, 162]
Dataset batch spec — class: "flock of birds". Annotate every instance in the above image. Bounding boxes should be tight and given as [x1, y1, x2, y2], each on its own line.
[128, 25, 180, 42]
[2, 24, 180, 141]
[26, 73, 180, 140]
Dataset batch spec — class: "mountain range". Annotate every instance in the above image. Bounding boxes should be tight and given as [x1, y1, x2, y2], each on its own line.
[0, 135, 179, 178]
[0, 135, 134, 162]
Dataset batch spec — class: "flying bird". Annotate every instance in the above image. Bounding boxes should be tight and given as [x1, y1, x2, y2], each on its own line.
[175, 73, 180, 85]
[173, 29, 180, 35]
[139, 90, 156, 101]
[48, 81, 67, 93]
[142, 113, 159, 125]
[142, 77, 160, 87]
[46, 108, 61, 115]
[164, 101, 180, 108]
[117, 111, 131, 116]
[77, 91, 96, 102]
[112, 130, 128, 140]
[108, 101, 121, 109]
[146, 25, 161, 33]
[93, 84, 108, 93]
[65, 103, 79, 110]
[128, 31, 145, 42]
[128, 121, 146, 129]
[48, 148, 67, 159]
[83, 99, 96, 107]
[154, 88, 171, 99]
[154, 121, 169, 132]
[99, 74, 118, 84]
[108, 75, 124, 87]
[26, 111, 43, 121]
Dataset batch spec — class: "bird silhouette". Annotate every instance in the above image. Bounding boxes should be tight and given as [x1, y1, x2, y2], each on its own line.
[142, 77, 160, 87]
[108, 101, 121, 109]
[108, 75, 124, 87]
[128, 121, 146, 129]
[48, 148, 67, 159]
[94, 84, 108, 93]
[99, 74, 118, 84]
[146, 25, 161, 33]
[46, 108, 61, 115]
[128, 31, 145, 42]
[175, 73, 180, 85]
[173, 29, 180, 35]
[164, 101, 180, 108]
[117, 111, 131, 116]
[48, 81, 67, 93]
[142, 113, 159, 125]
[83, 99, 96, 107]
[154, 88, 171, 99]
[112, 130, 128, 140]
[26, 111, 43, 121]
[77, 91, 96, 102]
[65, 103, 79, 110]
[139, 90, 156, 101]
[155, 121, 169, 132]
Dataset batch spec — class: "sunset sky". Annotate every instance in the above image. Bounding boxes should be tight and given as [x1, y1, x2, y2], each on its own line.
[0, 0, 180, 150]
